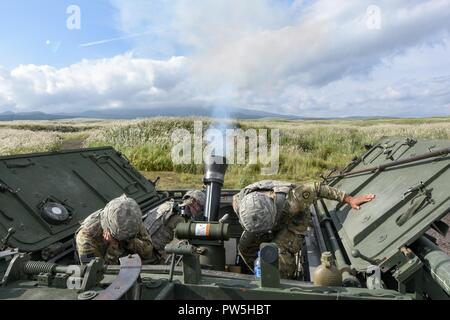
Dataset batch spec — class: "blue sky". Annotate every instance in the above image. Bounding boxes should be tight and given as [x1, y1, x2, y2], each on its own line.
[0, 0, 449, 117]
[0, 0, 129, 67]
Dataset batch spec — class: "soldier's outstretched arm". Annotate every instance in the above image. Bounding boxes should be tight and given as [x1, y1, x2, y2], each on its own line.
[314, 182, 375, 210]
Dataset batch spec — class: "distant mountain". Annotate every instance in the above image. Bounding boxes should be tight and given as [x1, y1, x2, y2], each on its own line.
[75, 106, 302, 119]
[1, 108, 427, 121]
[0, 107, 302, 121]
[0, 111, 77, 121]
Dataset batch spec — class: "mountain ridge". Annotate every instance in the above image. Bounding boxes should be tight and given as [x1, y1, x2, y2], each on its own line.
[0, 107, 302, 121]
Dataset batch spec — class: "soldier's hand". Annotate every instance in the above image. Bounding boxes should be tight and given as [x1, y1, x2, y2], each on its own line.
[124, 239, 138, 251]
[344, 194, 376, 210]
[107, 238, 120, 248]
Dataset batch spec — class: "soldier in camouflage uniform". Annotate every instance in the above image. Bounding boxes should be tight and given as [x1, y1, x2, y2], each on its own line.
[232, 180, 375, 279]
[144, 190, 206, 263]
[75, 194, 157, 265]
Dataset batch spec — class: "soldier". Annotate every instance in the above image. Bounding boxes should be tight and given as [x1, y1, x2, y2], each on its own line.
[75, 194, 157, 265]
[144, 190, 206, 263]
[232, 180, 375, 279]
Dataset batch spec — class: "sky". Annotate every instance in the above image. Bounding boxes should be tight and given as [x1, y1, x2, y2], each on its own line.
[0, 0, 449, 117]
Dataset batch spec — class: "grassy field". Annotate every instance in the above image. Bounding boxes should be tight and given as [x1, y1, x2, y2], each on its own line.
[1, 117, 450, 189]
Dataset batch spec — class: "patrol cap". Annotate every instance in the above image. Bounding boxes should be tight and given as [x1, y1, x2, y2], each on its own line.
[238, 192, 277, 233]
[100, 194, 142, 241]
[180, 190, 206, 208]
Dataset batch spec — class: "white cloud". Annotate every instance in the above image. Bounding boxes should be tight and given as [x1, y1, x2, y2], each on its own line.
[1, 0, 450, 117]
[0, 55, 187, 113]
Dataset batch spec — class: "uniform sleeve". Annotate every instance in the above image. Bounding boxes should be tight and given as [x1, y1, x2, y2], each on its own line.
[75, 229, 104, 265]
[125, 224, 154, 260]
[315, 183, 347, 202]
[292, 182, 347, 207]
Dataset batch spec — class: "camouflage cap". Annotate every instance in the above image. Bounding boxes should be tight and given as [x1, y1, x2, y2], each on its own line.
[181, 190, 206, 208]
[238, 192, 277, 233]
[100, 194, 142, 241]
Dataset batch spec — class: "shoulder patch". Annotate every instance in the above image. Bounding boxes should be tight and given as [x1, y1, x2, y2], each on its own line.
[302, 191, 311, 199]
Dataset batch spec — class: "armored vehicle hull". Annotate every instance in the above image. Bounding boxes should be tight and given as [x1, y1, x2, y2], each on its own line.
[1, 137, 449, 300]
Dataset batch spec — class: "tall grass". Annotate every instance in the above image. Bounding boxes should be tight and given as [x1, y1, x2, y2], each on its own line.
[1, 117, 449, 188]
[0, 129, 62, 155]
[84, 118, 450, 188]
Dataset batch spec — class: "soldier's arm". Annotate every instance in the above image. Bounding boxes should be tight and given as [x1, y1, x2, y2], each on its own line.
[314, 182, 347, 202]
[292, 182, 346, 207]
[126, 224, 154, 260]
[294, 182, 375, 210]
[313, 182, 376, 210]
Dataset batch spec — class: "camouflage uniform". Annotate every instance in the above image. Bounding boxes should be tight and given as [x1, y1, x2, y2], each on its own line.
[233, 180, 346, 279]
[75, 194, 157, 265]
[144, 200, 185, 263]
[144, 190, 206, 263]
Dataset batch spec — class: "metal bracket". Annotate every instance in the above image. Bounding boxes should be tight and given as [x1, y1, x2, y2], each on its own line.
[0, 248, 19, 260]
[94, 254, 141, 300]
[165, 241, 203, 285]
[1, 253, 31, 286]
[392, 248, 423, 294]
[53, 273, 70, 288]
[37, 273, 52, 286]
[80, 258, 105, 292]
[0, 228, 16, 251]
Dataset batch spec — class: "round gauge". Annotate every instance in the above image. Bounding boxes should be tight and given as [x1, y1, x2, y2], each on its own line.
[41, 202, 70, 225]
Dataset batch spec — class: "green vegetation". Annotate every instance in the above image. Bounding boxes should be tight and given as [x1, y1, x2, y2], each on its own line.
[1, 117, 450, 189]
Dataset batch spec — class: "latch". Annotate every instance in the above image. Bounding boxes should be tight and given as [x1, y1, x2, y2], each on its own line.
[386, 138, 417, 161]
[397, 182, 434, 226]
[362, 141, 398, 164]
